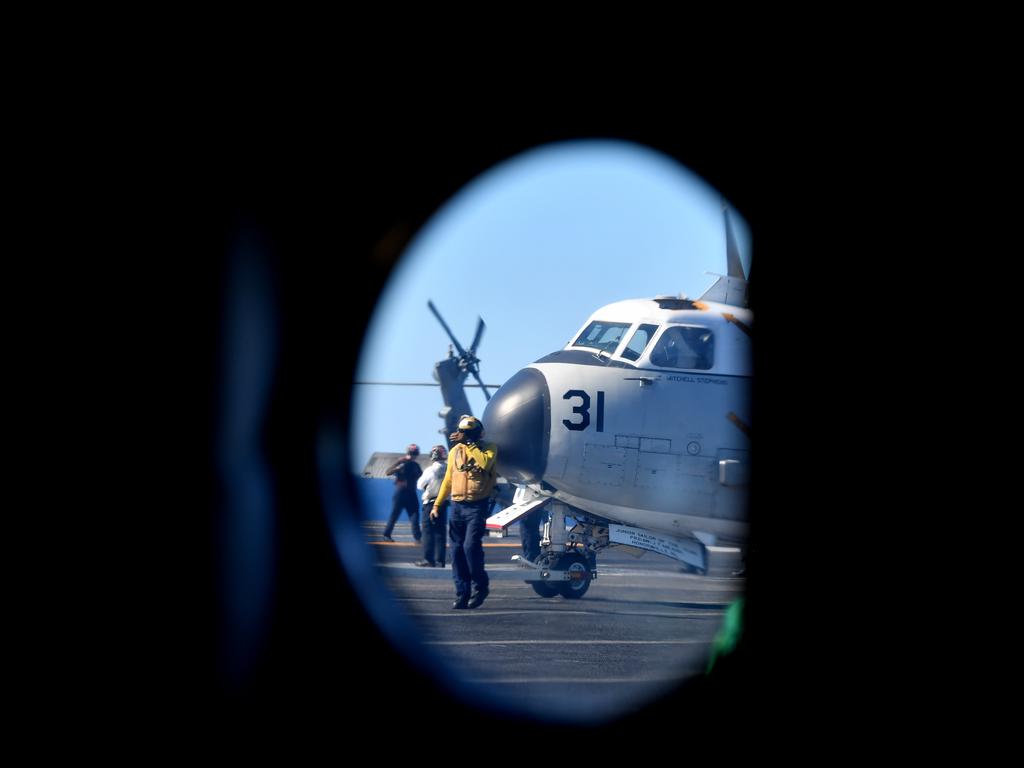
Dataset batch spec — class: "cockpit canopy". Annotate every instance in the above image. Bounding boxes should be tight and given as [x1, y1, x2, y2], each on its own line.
[570, 320, 631, 354]
[648, 325, 713, 370]
[571, 319, 715, 371]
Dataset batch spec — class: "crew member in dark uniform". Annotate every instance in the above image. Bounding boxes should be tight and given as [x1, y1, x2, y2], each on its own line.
[430, 416, 498, 609]
[382, 443, 423, 542]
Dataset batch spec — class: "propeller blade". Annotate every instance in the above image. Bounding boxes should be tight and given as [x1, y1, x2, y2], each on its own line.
[471, 369, 492, 401]
[468, 316, 486, 356]
[427, 300, 467, 358]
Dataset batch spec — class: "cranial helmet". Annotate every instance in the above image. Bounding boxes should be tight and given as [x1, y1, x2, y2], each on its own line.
[457, 415, 483, 435]
[406, 443, 420, 457]
[430, 444, 447, 461]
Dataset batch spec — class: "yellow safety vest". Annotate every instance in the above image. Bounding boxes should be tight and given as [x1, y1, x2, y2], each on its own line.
[434, 441, 498, 505]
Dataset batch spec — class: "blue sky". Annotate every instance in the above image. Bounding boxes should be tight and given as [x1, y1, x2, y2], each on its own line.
[350, 140, 751, 474]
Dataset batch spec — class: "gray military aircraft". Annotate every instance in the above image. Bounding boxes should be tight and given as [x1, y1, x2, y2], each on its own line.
[481, 206, 752, 599]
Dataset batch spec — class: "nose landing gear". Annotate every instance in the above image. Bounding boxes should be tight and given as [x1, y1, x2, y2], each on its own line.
[521, 550, 594, 599]
[556, 551, 592, 599]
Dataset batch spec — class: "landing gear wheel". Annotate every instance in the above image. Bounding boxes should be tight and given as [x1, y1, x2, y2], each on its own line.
[556, 551, 592, 599]
[530, 581, 560, 598]
[527, 554, 560, 597]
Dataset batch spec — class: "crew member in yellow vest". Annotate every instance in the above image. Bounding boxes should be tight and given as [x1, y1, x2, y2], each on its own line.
[430, 415, 498, 609]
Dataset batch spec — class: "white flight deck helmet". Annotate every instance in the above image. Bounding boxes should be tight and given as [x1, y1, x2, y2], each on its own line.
[457, 415, 484, 440]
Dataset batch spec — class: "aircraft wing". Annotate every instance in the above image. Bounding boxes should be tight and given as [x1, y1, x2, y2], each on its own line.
[361, 452, 432, 479]
[486, 495, 549, 535]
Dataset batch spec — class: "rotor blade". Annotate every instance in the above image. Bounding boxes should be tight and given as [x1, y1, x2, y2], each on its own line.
[468, 316, 486, 356]
[427, 300, 467, 358]
[471, 369, 492, 401]
[722, 203, 745, 280]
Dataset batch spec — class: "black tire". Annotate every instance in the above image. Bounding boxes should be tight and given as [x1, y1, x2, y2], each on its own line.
[530, 581, 560, 598]
[556, 551, 592, 599]
[527, 553, 560, 597]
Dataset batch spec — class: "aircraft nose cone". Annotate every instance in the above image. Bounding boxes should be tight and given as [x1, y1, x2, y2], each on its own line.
[482, 367, 550, 484]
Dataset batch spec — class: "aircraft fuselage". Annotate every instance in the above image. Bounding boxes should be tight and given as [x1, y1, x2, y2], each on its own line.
[483, 298, 752, 545]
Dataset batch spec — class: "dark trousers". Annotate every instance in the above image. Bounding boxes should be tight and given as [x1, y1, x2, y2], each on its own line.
[448, 499, 491, 599]
[520, 508, 544, 562]
[384, 489, 421, 540]
[421, 499, 448, 565]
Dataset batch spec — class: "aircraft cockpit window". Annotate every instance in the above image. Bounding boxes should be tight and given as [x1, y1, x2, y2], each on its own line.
[649, 325, 714, 370]
[620, 323, 659, 362]
[572, 320, 631, 354]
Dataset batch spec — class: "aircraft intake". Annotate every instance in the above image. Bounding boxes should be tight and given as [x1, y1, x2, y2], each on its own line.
[482, 367, 550, 484]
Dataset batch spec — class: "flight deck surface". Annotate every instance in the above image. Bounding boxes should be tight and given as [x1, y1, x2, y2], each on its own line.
[362, 520, 745, 723]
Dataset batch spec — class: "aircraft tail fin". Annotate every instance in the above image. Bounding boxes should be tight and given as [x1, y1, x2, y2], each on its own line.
[724, 206, 745, 279]
[699, 204, 749, 307]
[698, 273, 749, 307]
